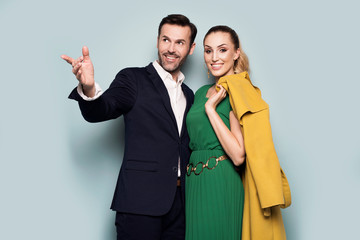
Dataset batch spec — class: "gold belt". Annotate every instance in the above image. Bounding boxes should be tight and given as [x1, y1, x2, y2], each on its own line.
[186, 155, 228, 176]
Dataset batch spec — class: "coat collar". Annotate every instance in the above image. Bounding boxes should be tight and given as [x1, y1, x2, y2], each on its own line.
[218, 72, 268, 119]
[180, 84, 192, 138]
[145, 63, 179, 134]
[145, 63, 192, 138]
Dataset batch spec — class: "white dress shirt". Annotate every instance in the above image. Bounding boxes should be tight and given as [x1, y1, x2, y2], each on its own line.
[77, 61, 187, 176]
[152, 60, 186, 136]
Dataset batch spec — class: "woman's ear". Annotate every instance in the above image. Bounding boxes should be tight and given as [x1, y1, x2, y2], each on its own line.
[234, 48, 241, 61]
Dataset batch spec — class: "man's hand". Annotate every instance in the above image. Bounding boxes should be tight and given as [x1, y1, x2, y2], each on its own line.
[61, 46, 95, 97]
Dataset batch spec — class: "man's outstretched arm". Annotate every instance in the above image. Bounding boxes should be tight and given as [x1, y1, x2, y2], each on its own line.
[62, 47, 137, 122]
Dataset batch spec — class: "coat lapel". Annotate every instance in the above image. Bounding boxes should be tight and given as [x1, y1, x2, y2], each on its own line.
[180, 84, 192, 138]
[146, 64, 178, 133]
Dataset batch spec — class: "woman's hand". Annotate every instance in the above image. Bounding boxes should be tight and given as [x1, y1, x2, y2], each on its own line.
[205, 85, 227, 114]
[204, 84, 245, 166]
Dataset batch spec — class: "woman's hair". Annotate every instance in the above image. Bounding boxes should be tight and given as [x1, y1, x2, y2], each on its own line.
[204, 25, 249, 73]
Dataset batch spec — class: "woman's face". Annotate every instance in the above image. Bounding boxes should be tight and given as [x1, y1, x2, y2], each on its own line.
[204, 32, 240, 80]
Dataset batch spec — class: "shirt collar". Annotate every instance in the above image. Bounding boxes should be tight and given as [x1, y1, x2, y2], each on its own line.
[152, 60, 185, 85]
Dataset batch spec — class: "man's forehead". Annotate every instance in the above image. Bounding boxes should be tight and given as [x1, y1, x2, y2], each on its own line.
[159, 24, 191, 40]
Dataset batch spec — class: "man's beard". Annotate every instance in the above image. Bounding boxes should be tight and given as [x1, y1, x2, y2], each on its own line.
[158, 52, 188, 74]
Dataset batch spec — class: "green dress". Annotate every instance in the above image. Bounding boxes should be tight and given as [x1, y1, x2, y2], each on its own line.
[185, 85, 244, 240]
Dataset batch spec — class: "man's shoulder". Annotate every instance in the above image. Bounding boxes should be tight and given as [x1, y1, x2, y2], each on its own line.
[117, 64, 150, 75]
[113, 63, 153, 80]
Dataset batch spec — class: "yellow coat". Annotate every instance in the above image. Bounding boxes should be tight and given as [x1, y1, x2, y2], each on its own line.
[218, 72, 291, 240]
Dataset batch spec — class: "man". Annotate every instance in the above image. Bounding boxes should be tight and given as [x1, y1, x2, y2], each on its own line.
[61, 14, 197, 240]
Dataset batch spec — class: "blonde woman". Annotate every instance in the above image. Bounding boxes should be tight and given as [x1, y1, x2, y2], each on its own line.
[185, 26, 290, 240]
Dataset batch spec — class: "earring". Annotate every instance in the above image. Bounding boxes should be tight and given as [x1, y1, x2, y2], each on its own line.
[207, 70, 210, 79]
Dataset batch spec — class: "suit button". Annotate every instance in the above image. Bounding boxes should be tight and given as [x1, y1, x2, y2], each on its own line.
[173, 167, 177, 172]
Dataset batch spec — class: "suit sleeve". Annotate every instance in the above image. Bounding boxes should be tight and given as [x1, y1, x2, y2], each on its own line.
[68, 69, 137, 122]
[242, 108, 285, 209]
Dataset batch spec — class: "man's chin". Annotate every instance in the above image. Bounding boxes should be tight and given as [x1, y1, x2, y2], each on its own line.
[162, 63, 180, 73]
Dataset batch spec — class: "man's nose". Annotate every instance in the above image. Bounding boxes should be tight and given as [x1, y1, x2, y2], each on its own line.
[168, 43, 175, 53]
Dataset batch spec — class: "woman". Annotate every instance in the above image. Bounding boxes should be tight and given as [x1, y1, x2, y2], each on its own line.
[185, 26, 291, 240]
[185, 25, 246, 240]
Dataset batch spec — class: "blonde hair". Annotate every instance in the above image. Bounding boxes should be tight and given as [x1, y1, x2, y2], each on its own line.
[204, 25, 250, 74]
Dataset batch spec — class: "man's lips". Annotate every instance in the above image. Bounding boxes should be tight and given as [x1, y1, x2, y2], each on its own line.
[164, 54, 179, 62]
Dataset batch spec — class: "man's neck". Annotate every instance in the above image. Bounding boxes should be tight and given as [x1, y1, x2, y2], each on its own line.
[170, 72, 179, 82]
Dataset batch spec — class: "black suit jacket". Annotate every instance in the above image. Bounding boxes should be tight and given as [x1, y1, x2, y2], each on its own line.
[69, 63, 194, 216]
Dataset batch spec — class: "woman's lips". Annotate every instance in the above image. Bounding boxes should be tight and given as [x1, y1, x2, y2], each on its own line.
[211, 63, 223, 70]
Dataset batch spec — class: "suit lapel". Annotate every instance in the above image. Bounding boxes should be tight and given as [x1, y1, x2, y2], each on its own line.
[180, 84, 192, 138]
[146, 64, 178, 133]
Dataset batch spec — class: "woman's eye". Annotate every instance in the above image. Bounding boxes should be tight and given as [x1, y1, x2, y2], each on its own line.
[220, 48, 227, 53]
[205, 49, 211, 54]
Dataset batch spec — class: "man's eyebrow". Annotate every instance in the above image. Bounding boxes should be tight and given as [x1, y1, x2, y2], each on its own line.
[161, 35, 187, 42]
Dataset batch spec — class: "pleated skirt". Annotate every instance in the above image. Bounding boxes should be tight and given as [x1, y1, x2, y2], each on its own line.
[185, 149, 244, 240]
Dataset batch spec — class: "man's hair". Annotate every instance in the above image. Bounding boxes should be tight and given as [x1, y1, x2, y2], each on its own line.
[158, 14, 197, 45]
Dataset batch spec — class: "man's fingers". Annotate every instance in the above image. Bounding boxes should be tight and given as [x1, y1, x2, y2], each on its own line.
[75, 56, 83, 62]
[61, 55, 74, 65]
[72, 63, 81, 74]
[73, 56, 84, 67]
[76, 70, 82, 80]
[82, 46, 90, 59]
[62, 47, 92, 83]
[61, 51, 85, 66]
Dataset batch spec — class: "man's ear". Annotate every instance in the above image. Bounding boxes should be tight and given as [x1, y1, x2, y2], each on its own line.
[188, 42, 196, 55]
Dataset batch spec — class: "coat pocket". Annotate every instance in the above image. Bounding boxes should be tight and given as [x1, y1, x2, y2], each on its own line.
[125, 159, 158, 172]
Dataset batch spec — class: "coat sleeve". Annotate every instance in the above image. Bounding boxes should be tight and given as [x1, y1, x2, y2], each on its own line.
[68, 68, 138, 123]
[242, 108, 286, 209]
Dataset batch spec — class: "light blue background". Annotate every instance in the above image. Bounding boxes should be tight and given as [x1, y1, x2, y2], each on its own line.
[1, 0, 359, 239]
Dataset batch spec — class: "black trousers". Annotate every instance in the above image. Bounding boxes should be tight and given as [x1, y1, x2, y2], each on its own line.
[115, 187, 185, 240]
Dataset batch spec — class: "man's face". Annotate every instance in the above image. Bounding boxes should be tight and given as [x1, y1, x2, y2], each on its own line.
[157, 24, 195, 78]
